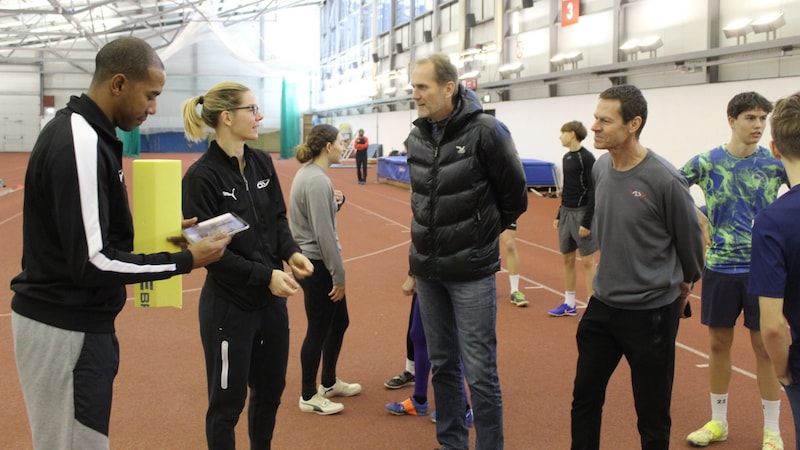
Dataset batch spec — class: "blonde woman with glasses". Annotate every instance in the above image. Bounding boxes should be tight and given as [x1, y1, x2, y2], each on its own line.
[181, 82, 313, 450]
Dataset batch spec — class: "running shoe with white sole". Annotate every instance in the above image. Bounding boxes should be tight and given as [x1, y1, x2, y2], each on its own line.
[686, 420, 728, 447]
[298, 394, 344, 415]
[320, 378, 362, 398]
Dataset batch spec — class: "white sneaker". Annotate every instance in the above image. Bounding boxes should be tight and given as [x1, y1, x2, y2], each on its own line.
[319, 378, 362, 398]
[298, 394, 344, 415]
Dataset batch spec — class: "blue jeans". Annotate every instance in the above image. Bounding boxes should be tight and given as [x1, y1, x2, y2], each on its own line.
[784, 381, 800, 450]
[416, 275, 503, 450]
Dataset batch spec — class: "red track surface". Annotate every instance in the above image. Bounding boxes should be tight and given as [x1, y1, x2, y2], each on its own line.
[0, 152, 794, 449]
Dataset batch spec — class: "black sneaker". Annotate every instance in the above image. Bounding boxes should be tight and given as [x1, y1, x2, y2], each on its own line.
[384, 371, 415, 389]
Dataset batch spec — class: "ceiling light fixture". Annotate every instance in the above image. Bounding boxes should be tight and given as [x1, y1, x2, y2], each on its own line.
[458, 70, 481, 80]
[498, 61, 524, 78]
[550, 51, 583, 70]
[751, 12, 785, 40]
[619, 39, 640, 60]
[723, 18, 752, 44]
[383, 87, 398, 97]
[637, 35, 663, 58]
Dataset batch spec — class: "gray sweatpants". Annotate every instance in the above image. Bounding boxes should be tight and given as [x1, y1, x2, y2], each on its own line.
[12, 312, 117, 450]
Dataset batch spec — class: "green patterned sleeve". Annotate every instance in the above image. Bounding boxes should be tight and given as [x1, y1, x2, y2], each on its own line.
[679, 155, 699, 186]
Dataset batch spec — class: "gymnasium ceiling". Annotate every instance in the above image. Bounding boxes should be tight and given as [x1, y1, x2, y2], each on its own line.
[0, 0, 320, 64]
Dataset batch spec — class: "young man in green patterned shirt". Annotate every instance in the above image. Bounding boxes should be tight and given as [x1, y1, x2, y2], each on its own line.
[683, 92, 789, 449]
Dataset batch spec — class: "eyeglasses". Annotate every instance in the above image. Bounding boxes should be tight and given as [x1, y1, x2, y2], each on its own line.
[228, 105, 259, 116]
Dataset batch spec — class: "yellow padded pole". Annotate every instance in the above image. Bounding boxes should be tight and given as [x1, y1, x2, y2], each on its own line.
[132, 159, 183, 308]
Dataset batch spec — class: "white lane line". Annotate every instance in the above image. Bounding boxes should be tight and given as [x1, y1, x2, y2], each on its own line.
[516, 264, 756, 380]
[344, 240, 411, 263]
[0, 198, 756, 381]
[0, 212, 21, 226]
[342, 199, 756, 382]
[344, 200, 410, 231]
[676, 344, 755, 379]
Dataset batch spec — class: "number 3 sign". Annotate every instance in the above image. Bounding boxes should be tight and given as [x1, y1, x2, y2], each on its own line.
[562, 0, 580, 27]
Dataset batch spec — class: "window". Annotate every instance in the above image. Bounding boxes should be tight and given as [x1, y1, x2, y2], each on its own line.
[417, 0, 434, 15]
[396, 0, 411, 25]
[378, 0, 392, 33]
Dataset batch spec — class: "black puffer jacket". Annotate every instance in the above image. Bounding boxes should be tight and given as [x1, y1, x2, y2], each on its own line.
[406, 85, 528, 281]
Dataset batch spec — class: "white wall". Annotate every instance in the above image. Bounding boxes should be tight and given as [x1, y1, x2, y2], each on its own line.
[328, 111, 413, 154]
[498, 77, 800, 203]
[328, 77, 800, 169]
[13, 5, 323, 143]
[0, 67, 41, 152]
[493, 77, 800, 166]
[324, 76, 800, 203]
[374, 110, 415, 154]
[146, 5, 319, 134]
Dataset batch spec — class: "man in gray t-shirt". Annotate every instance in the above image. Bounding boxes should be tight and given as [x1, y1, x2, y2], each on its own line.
[570, 85, 704, 450]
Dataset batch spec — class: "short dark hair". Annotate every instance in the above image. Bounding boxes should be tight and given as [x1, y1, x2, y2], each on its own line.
[770, 92, 800, 160]
[727, 92, 772, 119]
[561, 121, 587, 141]
[599, 85, 648, 137]
[92, 37, 164, 85]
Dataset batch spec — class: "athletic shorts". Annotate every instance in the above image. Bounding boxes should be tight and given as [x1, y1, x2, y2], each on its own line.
[700, 268, 760, 329]
[558, 206, 598, 256]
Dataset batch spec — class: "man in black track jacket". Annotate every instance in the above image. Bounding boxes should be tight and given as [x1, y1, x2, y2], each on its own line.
[10, 37, 230, 450]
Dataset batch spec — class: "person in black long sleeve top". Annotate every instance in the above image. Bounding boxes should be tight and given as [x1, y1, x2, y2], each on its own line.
[181, 82, 313, 450]
[10, 37, 230, 450]
[548, 120, 598, 317]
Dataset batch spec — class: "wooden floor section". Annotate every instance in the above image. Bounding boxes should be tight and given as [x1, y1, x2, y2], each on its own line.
[0, 152, 795, 449]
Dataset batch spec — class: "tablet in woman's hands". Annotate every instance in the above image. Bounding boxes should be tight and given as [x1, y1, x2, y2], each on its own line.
[183, 212, 249, 243]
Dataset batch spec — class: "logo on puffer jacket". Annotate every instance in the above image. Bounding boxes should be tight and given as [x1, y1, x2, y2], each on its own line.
[118, 170, 124, 182]
[456, 146, 466, 154]
[222, 188, 237, 201]
[257, 178, 270, 189]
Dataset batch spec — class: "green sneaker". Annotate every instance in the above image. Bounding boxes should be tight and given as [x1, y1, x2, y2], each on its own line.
[510, 291, 529, 307]
[686, 420, 728, 446]
[763, 428, 784, 450]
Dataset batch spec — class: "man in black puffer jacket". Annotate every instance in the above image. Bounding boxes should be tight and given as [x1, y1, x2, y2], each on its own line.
[402, 53, 528, 450]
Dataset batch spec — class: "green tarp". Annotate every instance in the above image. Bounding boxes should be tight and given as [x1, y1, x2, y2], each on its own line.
[280, 78, 300, 159]
[117, 127, 141, 158]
